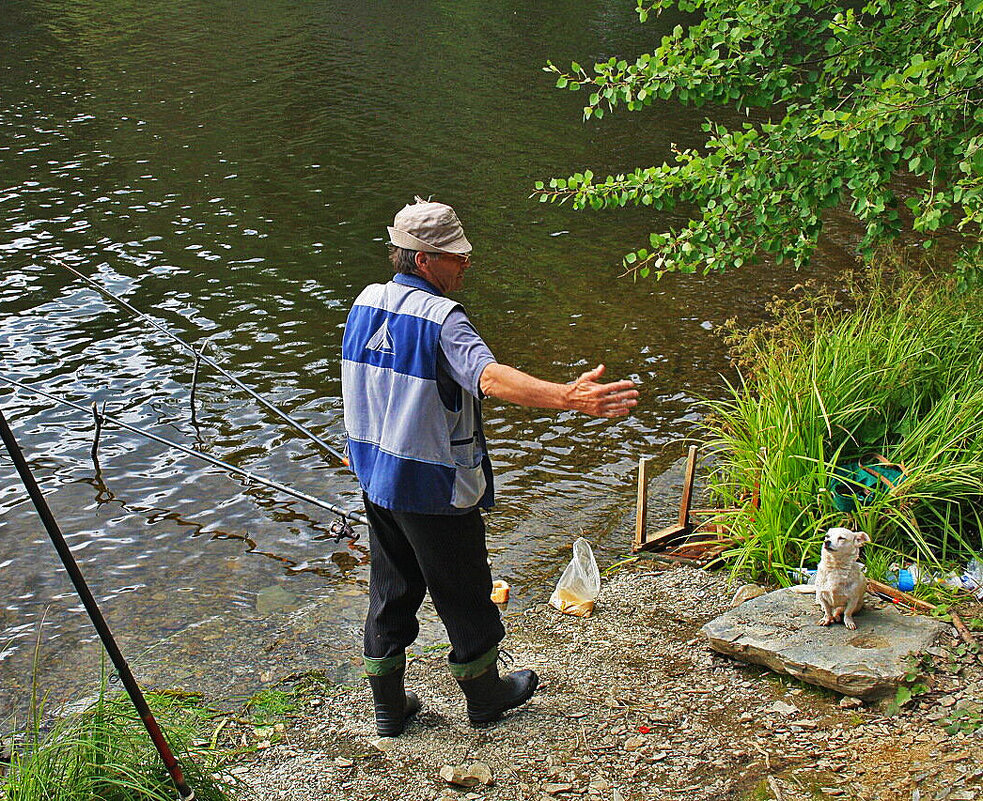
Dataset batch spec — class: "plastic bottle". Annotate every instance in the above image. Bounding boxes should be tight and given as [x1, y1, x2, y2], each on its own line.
[896, 569, 915, 592]
[885, 568, 915, 592]
[959, 559, 983, 601]
[789, 567, 817, 585]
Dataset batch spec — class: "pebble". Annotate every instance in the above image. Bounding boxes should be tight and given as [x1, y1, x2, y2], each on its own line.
[369, 737, 397, 753]
[439, 762, 493, 787]
[730, 584, 767, 607]
[766, 701, 799, 716]
[467, 762, 494, 787]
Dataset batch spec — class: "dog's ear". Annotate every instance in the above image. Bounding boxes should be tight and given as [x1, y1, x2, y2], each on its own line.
[855, 530, 870, 546]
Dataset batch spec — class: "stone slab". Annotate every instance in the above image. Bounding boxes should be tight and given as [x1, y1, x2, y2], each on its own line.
[702, 588, 946, 698]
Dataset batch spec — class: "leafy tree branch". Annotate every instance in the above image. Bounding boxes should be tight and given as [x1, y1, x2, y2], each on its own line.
[537, 0, 983, 278]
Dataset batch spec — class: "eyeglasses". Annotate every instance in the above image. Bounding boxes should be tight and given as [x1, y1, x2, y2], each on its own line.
[427, 252, 472, 265]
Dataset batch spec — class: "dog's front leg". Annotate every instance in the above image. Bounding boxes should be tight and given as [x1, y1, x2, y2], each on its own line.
[843, 597, 863, 630]
[817, 593, 836, 626]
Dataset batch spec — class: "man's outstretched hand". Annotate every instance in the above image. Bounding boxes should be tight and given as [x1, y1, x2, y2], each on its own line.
[567, 364, 639, 418]
[480, 361, 639, 418]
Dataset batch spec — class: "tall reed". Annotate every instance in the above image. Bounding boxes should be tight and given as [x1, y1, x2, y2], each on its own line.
[704, 264, 983, 582]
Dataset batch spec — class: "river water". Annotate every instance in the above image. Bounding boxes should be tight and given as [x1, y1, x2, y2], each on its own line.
[0, 0, 849, 718]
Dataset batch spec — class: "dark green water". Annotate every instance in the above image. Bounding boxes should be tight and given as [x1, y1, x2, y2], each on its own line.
[0, 0, 844, 715]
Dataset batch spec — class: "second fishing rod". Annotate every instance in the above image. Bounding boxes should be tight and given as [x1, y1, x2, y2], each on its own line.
[51, 256, 350, 468]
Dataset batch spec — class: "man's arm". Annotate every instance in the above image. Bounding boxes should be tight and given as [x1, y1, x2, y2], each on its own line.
[479, 363, 638, 419]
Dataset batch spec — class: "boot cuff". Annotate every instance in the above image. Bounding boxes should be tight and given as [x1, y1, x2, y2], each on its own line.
[448, 645, 498, 680]
[363, 652, 406, 676]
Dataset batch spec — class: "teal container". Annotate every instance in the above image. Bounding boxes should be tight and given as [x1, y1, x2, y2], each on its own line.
[828, 460, 906, 513]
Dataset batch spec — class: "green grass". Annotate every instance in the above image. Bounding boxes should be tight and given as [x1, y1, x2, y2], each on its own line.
[703, 260, 983, 584]
[2, 684, 241, 801]
[242, 689, 297, 726]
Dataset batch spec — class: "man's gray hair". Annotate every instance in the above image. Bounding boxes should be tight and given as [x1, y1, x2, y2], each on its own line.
[388, 246, 420, 275]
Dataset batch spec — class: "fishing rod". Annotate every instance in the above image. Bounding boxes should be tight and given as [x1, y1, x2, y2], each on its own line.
[49, 256, 350, 468]
[0, 375, 368, 527]
[0, 408, 196, 800]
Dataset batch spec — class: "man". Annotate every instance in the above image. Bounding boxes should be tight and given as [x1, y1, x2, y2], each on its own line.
[341, 197, 638, 736]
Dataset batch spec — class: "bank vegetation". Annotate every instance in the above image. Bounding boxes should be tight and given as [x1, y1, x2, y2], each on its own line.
[703, 260, 983, 585]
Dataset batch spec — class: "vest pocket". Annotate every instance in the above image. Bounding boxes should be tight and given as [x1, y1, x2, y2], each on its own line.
[451, 461, 487, 508]
[450, 438, 486, 508]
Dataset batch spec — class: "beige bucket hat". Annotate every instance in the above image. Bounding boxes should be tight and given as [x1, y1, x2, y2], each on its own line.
[387, 196, 472, 255]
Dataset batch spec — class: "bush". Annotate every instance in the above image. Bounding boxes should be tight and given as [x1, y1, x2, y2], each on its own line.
[703, 260, 983, 582]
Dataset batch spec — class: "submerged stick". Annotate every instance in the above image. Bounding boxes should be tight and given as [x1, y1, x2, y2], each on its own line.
[51, 257, 349, 467]
[188, 336, 213, 428]
[0, 375, 367, 526]
[0, 408, 195, 800]
[90, 400, 106, 472]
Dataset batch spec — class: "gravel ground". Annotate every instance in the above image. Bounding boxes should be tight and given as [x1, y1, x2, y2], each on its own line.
[236, 563, 983, 801]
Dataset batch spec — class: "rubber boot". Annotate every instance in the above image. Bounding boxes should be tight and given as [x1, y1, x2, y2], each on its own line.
[455, 661, 539, 726]
[367, 666, 420, 737]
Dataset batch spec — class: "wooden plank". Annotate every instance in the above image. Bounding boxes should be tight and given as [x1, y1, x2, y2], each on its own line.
[677, 445, 698, 528]
[633, 456, 655, 551]
[633, 523, 687, 553]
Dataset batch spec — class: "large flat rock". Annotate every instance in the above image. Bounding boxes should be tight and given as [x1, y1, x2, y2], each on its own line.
[702, 588, 946, 698]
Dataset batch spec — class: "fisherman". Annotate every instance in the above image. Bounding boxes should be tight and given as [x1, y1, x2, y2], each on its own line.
[341, 197, 639, 735]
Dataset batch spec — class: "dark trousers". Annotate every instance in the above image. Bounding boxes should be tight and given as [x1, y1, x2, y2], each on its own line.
[363, 493, 506, 666]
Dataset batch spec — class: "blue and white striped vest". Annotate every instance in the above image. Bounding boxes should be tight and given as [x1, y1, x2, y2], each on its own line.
[341, 274, 494, 514]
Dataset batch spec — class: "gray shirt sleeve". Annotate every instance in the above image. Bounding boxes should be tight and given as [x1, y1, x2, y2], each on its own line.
[437, 308, 496, 399]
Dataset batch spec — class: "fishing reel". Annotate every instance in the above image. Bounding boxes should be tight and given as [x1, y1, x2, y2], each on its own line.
[328, 516, 358, 543]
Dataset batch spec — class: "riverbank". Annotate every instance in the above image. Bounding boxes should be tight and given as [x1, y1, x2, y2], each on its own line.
[234, 563, 983, 801]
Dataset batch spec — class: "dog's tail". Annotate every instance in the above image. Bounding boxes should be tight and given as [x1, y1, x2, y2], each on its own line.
[788, 584, 816, 594]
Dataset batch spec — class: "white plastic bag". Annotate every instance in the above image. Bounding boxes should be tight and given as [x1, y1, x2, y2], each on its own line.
[549, 537, 601, 617]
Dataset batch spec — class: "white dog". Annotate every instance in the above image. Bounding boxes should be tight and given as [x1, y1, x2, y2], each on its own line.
[813, 527, 870, 630]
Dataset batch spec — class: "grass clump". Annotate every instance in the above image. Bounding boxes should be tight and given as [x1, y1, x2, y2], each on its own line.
[1, 687, 240, 801]
[703, 260, 983, 584]
[242, 688, 298, 726]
